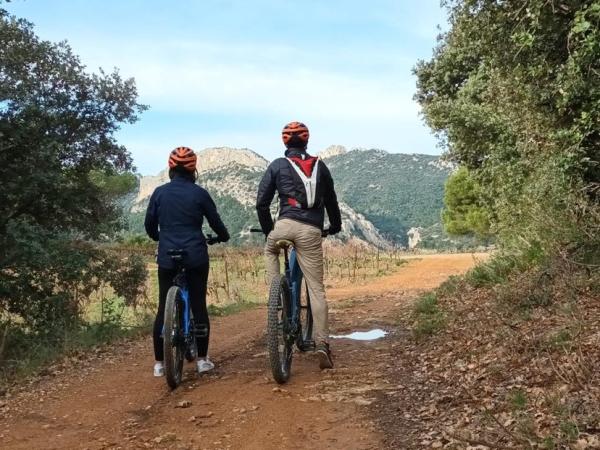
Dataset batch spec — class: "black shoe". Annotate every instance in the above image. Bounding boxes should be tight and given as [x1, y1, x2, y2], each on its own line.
[316, 343, 334, 370]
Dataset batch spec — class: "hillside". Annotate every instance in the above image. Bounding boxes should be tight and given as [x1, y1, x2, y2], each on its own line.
[323, 147, 454, 244]
[128, 146, 466, 248]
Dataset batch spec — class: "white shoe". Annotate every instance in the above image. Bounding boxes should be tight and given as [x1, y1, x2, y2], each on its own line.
[153, 361, 164, 377]
[196, 358, 214, 374]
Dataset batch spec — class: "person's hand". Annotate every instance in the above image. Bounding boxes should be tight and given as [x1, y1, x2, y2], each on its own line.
[328, 225, 341, 235]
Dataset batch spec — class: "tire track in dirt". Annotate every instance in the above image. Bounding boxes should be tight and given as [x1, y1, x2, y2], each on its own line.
[0, 253, 487, 450]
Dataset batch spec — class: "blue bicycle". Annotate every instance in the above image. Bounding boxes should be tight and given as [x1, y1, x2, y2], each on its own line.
[163, 235, 220, 389]
[253, 228, 328, 384]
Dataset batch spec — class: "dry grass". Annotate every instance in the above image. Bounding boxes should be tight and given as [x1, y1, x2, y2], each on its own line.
[108, 242, 408, 322]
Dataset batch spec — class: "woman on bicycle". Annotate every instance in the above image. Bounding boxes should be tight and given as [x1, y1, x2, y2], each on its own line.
[144, 146, 230, 377]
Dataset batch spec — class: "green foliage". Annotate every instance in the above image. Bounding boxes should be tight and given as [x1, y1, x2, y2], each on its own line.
[509, 389, 528, 411]
[546, 328, 573, 351]
[0, 306, 152, 383]
[442, 166, 490, 235]
[436, 275, 462, 297]
[412, 292, 446, 338]
[89, 170, 138, 199]
[0, 8, 147, 339]
[559, 421, 579, 442]
[415, 0, 600, 268]
[465, 254, 520, 287]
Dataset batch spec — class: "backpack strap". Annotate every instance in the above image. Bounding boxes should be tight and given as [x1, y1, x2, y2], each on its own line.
[286, 157, 320, 208]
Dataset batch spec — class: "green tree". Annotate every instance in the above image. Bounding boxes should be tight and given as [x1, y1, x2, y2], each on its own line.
[415, 0, 600, 263]
[442, 167, 490, 236]
[0, 8, 147, 332]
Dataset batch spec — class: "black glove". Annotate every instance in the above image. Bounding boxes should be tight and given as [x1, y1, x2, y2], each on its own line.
[328, 225, 341, 235]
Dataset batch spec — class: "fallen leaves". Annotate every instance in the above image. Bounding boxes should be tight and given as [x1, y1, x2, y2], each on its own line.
[374, 280, 600, 448]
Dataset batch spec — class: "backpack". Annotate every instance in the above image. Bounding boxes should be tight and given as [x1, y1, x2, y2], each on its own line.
[286, 156, 320, 209]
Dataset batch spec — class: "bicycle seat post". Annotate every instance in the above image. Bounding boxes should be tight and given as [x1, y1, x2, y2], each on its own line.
[275, 239, 293, 269]
[283, 247, 289, 265]
[167, 249, 188, 286]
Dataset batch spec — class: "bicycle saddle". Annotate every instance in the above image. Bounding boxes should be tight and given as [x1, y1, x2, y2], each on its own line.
[275, 239, 294, 249]
[167, 249, 187, 260]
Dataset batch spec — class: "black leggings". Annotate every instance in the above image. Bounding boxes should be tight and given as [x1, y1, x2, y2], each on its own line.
[154, 263, 210, 361]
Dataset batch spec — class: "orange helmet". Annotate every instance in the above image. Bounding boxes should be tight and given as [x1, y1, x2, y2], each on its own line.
[282, 121, 309, 148]
[168, 146, 197, 172]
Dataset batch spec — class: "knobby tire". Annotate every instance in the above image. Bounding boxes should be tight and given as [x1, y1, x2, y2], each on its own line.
[164, 286, 184, 389]
[267, 275, 292, 384]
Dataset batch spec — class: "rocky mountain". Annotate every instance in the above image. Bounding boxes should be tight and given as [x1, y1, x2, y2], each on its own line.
[127, 146, 468, 248]
[322, 147, 453, 244]
[131, 147, 267, 212]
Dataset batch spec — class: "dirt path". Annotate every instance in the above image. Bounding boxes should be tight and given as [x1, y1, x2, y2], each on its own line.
[0, 253, 487, 450]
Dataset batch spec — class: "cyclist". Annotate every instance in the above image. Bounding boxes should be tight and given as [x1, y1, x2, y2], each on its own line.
[145, 146, 230, 377]
[256, 122, 342, 369]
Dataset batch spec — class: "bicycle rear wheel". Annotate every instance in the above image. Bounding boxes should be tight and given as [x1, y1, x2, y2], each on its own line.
[267, 275, 293, 384]
[164, 286, 184, 389]
[296, 280, 314, 351]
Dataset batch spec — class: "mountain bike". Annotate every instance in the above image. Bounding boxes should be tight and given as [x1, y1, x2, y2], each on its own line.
[251, 227, 328, 384]
[163, 235, 221, 390]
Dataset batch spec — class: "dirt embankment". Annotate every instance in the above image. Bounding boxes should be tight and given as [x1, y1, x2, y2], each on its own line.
[0, 253, 485, 450]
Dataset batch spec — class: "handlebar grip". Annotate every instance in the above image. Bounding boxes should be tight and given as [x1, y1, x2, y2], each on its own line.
[249, 228, 263, 233]
[206, 234, 220, 245]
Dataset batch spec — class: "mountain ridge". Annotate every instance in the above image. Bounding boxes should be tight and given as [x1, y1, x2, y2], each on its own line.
[129, 146, 469, 249]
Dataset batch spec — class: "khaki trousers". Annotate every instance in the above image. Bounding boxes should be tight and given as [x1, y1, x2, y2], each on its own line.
[265, 219, 329, 344]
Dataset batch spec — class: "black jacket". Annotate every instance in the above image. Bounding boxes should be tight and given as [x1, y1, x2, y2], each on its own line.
[144, 175, 230, 269]
[256, 148, 342, 234]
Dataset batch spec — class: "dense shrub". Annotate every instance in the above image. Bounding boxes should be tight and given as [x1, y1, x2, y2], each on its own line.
[415, 0, 600, 267]
[0, 8, 147, 337]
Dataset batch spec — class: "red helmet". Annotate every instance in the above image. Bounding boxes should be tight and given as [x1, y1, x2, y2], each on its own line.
[282, 121, 309, 148]
[168, 146, 196, 172]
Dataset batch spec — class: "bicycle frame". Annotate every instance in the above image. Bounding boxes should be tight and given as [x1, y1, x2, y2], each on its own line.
[288, 249, 303, 320]
[165, 267, 193, 341]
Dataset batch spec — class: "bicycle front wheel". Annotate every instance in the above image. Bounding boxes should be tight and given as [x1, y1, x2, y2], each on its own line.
[267, 275, 293, 384]
[164, 286, 185, 389]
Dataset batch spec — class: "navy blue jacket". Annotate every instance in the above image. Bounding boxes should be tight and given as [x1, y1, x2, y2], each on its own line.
[144, 175, 230, 269]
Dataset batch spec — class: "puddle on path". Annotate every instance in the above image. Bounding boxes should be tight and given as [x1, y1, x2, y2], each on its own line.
[330, 329, 388, 341]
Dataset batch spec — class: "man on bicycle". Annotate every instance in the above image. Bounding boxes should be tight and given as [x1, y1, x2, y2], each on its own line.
[256, 122, 342, 369]
[145, 147, 230, 377]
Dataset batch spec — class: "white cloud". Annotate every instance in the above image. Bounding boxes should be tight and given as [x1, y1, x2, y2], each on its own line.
[80, 38, 418, 119]
[8, 0, 445, 175]
[135, 62, 417, 120]
[80, 38, 438, 174]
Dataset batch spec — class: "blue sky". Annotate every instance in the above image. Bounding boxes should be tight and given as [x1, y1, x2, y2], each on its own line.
[6, 0, 447, 175]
